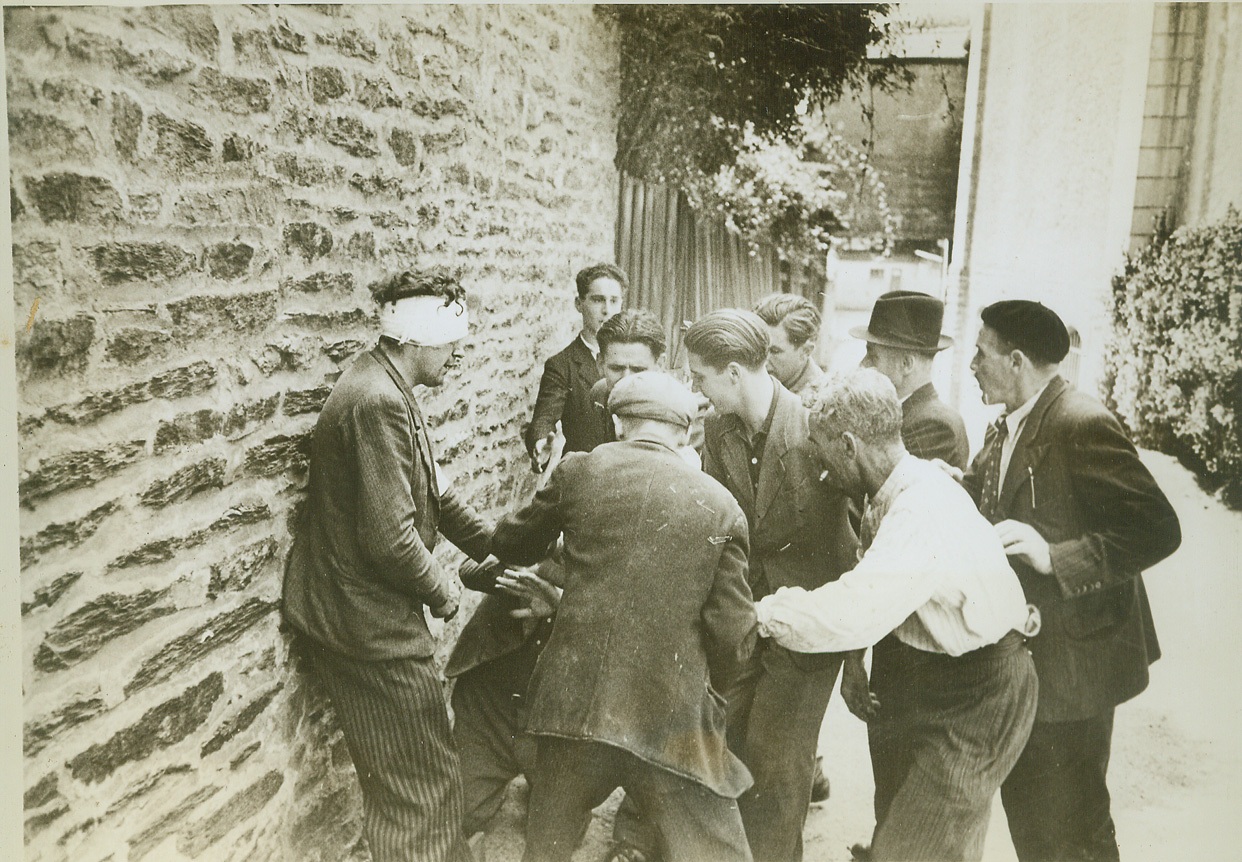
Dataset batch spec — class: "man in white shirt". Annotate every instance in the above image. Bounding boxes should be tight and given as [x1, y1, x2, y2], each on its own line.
[754, 368, 1038, 862]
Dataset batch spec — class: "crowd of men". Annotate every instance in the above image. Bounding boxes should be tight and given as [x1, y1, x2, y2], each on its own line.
[282, 263, 1183, 862]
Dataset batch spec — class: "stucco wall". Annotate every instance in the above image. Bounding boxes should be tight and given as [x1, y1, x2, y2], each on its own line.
[1185, 2, 1242, 227]
[10, 5, 619, 860]
[953, 2, 1155, 405]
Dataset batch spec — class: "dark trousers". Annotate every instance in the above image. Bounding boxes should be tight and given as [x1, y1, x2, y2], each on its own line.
[523, 736, 752, 862]
[1001, 711, 1119, 862]
[451, 633, 546, 836]
[309, 643, 472, 862]
[866, 632, 1038, 862]
[726, 642, 842, 862]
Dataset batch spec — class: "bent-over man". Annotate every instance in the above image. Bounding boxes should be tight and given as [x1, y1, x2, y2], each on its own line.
[756, 368, 1038, 862]
[447, 309, 669, 840]
[493, 372, 758, 862]
[283, 268, 492, 862]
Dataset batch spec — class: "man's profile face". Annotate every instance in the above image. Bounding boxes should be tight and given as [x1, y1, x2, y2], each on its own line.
[970, 325, 1017, 408]
[599, 341, 659, 394]
[688, 352, 739, 415]
[766, 323, 811, 388]
[417, 340, 464, 388]
[575, 278, 624, 337]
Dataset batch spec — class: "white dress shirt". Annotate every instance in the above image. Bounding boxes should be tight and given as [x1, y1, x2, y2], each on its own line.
[755, 454, 1030, 656]
[997, 380, 1051, 496]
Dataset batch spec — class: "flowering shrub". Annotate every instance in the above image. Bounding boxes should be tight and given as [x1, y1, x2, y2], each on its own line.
[1107, 207, 1242, 503]
[686, 116, 895, 267]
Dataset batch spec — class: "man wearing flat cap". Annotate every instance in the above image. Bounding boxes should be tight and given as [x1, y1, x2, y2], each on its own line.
[283, 268, 494, 862]
[965, 299, 1182, 862]
[492, 371, 758, 862]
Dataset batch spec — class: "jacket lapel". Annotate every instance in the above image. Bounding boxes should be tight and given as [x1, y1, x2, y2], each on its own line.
[372, 347, 440, 501]
[754, 389, 794, 521]
[717, 418, 756, 514]
[998, 376, 1068, 514]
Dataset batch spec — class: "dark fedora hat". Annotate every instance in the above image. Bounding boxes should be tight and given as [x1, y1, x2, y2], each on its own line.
[849, 290, 953, 352]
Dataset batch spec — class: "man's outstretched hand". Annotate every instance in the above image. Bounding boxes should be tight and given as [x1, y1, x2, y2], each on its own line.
[840, 649, 880, 722]
[496, 569, 562, 620]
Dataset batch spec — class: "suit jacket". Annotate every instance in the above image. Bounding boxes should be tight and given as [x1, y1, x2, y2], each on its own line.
[491, 438, 757, 797]
[963, 376, 1181, 721]
[283, 346, 492, 661]
[702, 380, 858, 600]
[784, 358, 825, 398]
[902, 382, 970, 470]
[524, 337, 607, 457]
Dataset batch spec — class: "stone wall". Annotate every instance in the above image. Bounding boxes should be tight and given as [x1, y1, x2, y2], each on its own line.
[9, 5, 619, 860]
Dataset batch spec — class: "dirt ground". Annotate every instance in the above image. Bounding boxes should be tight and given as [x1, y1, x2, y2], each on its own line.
[475, 450, 1242, 862]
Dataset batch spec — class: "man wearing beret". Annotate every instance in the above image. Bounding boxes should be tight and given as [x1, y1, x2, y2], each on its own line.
[283, 268, 494, 862]
[492, 371, 758, 862]
[965, 299, 1182, 861]
[686, 310, 858, 862]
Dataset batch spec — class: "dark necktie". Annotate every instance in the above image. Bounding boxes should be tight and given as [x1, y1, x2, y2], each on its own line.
[978, 417, 1009, 522]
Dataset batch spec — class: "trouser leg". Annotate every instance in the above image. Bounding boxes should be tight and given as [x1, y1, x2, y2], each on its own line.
[310, 644, 472, 862]
[1001, 711, 1119, 862]
[626, 759, 753, 862]
[522, 737, 621, 862]
[728, 644, 841, 862]
[452, 658, 529, 837]
[872, 644, 1036, 862]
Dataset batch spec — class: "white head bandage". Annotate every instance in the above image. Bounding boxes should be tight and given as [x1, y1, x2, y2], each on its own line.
[379, 295, 470, 346]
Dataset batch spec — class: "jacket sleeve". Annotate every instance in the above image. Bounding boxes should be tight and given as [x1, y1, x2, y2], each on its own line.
[525, 352, 570, 457]
[439, 487, 494, 563]
[1049, 410, 1182, 598]
[352, 391, 452, 609]
[492, 457, 572, 565]
[702, 508, 757, 690]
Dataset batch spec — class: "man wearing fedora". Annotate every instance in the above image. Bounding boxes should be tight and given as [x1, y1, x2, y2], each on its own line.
[852, 290, 969, 471]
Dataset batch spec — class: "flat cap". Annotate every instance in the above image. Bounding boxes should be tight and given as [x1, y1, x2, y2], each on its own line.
[980, 300, 1070, 365]
[608, 370, 696, 428]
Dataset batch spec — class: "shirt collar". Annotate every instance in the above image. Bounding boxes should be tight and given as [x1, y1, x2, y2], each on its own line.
[578, 333, 599, 359]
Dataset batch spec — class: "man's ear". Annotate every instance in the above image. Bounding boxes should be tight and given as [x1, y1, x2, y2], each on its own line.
[842, 431, 859, 459]
[611, 413, 624, 439]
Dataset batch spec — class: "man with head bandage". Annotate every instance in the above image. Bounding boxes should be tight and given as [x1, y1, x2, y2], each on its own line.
[283, 266, 498, 862]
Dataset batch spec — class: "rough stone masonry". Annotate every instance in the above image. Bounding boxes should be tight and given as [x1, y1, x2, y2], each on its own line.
[9, 5, 620, 860]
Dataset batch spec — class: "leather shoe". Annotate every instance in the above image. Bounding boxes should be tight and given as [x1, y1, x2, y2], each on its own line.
[810, 755, 831, 803]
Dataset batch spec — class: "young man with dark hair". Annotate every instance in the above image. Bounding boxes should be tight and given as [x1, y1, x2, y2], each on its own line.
[685, 309, 858, 862]
[283, 267, 493, 862]
[524, 263, 628, 470]
[753, 293, 825, 397]
[966, 300, 1181, 862]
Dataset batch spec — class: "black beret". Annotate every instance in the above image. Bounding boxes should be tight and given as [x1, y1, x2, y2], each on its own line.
[980, 300, 1070, 364]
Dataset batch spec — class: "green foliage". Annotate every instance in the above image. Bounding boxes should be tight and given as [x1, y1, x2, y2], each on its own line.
[605, 4, 905, 261]
[1107, 207, 1242, 499]
[693, 115, 895, 267]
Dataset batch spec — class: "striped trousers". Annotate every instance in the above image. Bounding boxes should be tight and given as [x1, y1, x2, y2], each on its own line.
[867, 632, 1038, 862]
[309, 643, 472, 862]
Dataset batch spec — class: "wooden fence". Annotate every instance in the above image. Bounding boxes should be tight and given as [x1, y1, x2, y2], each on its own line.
[614, 173, 825, 370]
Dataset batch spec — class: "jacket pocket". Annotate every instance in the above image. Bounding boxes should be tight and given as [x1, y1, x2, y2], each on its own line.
[1061, 581, 1136, 639]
